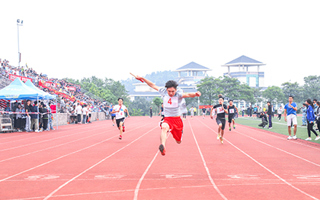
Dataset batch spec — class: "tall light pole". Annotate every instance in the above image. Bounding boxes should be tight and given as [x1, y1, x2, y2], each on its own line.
[17, 19, 23, 67]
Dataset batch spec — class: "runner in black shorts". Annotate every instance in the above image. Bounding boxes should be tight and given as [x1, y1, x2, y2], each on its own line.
[228, 100, 239, 131]
[211, 97, 228, 144]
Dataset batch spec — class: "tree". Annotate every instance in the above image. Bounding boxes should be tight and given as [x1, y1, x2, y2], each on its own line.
[262, 86, 285, 104]
[197, 77, 221, 105]
[153, 97, 162, 113]
[281, 82, 304, 103]
[218, 76, 242, 100]
[238, 83, 256, 105]
[302, 76, 320, 100]
[128, 97, 151, 116]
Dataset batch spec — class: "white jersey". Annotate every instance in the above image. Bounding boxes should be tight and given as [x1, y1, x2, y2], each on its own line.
[277, 108, 283, 114]
[189, 108, 194, 116]
[158, 87, 183, 117]
[179, 98, 187, 115]
[82, 107, 88, 115]
[113, 105, 127, 119]
[75, 105, 82, 115]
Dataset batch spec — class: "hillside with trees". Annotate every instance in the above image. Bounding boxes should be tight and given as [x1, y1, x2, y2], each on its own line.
[121, 70, 178, 93]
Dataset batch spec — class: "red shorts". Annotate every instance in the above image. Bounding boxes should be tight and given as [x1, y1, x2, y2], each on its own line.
[162, 117, 183, 142]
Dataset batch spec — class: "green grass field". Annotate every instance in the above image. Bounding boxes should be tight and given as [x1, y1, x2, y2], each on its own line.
[231, 116, 320, 144]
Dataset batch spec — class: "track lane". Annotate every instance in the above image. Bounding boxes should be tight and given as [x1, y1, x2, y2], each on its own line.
[194, 117, 319, 200]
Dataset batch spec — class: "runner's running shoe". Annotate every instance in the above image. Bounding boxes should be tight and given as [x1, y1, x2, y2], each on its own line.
[229, 127, 231, 131]
[159, 144, 166, 156]
[233, 125, 236, 129]
[315, 136, 320, 141]
[220, 137, 223, 144]
[122, 126, 125, 132]
[292, 135, 297, 140]
[305, 138, 312, 141]
[119, 135, 122, 140]
[287, 136, 293, 140]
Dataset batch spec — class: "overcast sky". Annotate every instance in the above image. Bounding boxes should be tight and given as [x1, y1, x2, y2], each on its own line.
[1, 0, 319, 87]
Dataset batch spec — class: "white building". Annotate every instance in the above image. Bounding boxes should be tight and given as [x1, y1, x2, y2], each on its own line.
[222, 55, 265, 88]
[129, 62, 211, 101]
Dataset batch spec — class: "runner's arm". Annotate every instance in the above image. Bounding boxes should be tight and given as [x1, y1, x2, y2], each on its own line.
[182, 92, 201, 98]
[135, 76, 159, 91]
[125, 109, 130, 117]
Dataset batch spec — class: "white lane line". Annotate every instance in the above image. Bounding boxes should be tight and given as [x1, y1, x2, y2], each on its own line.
[0, 126, 112, 163]
[0, 124, 148, 183]
[233, 129, 320, 167]
[188, 119, 228, 200]
[198, 119, 319, 200]
[43, 126, 158, 200]
[0, 124, 89, 144]
[0, 127, 96, 152]
[133, 151, 159, 200]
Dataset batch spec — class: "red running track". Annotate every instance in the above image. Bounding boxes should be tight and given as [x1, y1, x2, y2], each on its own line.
[0, 116, 319, 200]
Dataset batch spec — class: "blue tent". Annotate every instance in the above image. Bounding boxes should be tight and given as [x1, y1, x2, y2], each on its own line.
[24, 80, 55, 100]
[0, 78, 46, 100]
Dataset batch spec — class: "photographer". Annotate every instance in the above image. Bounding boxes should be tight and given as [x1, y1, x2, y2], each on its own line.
[258, 112, 268, 128]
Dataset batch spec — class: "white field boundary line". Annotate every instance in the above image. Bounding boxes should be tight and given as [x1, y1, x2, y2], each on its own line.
[239, 117, 306, 128]
[0, 124, 148, 183]
[235, 121, 320, 151]
[9, 181, 320, 200]
[188, 119, 228, 200]
[197, 119, 319, 200]
[133, 151, 159, 200]
[10, 185, 213, 200]
[0, 124, 88, 144]
[233, 129, 320, 167]
[0, 126, 116, 163]
[43, 126, 158, 200]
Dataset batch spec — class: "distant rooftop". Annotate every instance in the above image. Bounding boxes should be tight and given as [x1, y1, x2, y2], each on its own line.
[175, 62, 212, 72]
[222, 55, 265, 67]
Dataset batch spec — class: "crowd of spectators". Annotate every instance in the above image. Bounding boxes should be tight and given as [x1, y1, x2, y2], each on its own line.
[0, 58, 111, 133]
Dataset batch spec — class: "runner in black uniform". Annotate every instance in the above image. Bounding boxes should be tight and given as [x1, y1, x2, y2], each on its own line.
[211, 97, 228, 144]
[228, 100, 239, 131]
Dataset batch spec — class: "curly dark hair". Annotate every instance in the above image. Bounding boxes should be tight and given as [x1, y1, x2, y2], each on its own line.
[165, 80, 178, 89]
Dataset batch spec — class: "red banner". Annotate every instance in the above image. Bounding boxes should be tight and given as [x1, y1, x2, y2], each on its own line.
[39, 81, 76, 102]
[199, 105, 212, 109]
[9, 74, 33, 83]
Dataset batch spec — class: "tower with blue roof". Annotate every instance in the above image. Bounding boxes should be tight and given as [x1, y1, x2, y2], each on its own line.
[222, 55, 265, 87]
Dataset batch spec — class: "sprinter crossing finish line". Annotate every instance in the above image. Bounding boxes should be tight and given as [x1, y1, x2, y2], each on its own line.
[130, 73, 201, 156]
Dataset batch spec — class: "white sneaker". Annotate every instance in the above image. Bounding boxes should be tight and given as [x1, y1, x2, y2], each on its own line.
[292, 135, 297, 140]
[305, 138, 312, 141]
[35, 130, 40, 133]
[287, 136, 293, 140]
[315, 136, 320, 141]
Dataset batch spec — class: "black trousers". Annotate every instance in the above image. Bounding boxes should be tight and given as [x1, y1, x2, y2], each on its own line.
[278, 114, 282, 120]
[77, 114, 81, 123]
[43, 119, 48, 130]
[307, 121, 318, 137]
[16, 118, 22, 129]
